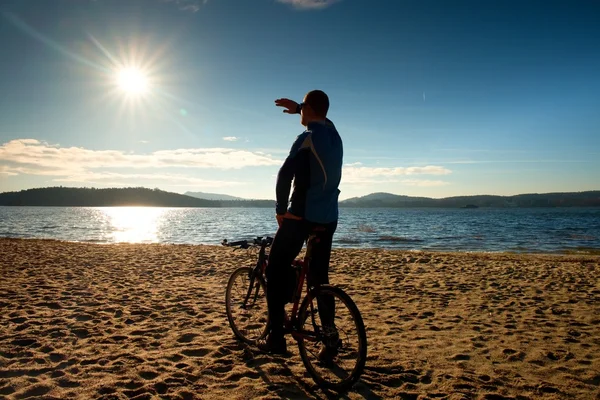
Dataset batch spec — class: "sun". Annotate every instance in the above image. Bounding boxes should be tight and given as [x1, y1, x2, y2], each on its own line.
[116, 67, 149, 95]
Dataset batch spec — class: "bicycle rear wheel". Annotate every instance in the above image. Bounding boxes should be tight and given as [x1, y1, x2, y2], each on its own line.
[225, 267, 269, 345]
[297, 285, 367, 392]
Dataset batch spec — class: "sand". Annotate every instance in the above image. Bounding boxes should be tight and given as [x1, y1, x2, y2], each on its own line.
[0, 238, 599, 400]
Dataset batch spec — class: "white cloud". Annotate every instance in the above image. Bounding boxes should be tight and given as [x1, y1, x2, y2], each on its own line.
[252, 147, 289, 155]
[0, 165, 18, 176]
[222, 136, 239, 142]
[0, 138, 282, 186]
[276, 0, 341, 10]
[13, 139, 39, 145]
[0, 139, 281, 171]
[1, 139, 455, 191]
[342, 165, 451, 183]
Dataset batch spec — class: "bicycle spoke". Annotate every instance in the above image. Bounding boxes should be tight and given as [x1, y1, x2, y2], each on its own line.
[297, 285, 367, 391]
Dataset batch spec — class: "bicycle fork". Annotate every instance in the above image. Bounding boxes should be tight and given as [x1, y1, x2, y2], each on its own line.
[241, 270, 261, 310]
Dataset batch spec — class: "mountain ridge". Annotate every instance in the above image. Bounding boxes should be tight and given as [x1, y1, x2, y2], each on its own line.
[0, 187, 599, 207]
[341, 191, 600, 208]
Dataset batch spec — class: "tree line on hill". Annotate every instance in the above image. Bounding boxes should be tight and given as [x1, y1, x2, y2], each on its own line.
[339, 191, 600, 208]
[0, 187, 598, 208]
[0, 187, 219, 207]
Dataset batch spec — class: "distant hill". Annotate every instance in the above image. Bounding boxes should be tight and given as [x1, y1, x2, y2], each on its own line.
[183, 190, 273, 207]
[340, 191, 600, 208]
[0, 187, 274, 208]
[1, 187, 598, 208]
[341, 192, 432, 207]
[0, 187, 219, 207]
[184, 191, 243, 201]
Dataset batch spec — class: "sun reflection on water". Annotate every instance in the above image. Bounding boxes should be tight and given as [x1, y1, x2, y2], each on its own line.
[100, 207, 166, 243]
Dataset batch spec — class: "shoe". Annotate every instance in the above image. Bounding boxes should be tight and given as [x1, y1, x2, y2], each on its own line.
[257, 333, 288, 355]
[318, 328, 341, 363]
[317, 341, 341, 363]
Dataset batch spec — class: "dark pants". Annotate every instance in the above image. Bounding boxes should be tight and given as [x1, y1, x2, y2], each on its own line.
[266, 218, 337, 337]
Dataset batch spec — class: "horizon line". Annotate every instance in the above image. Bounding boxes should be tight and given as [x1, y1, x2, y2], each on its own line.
[1, 185, 599, 202]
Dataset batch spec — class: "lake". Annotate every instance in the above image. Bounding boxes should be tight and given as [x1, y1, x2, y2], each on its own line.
[1, 206, 599, 253]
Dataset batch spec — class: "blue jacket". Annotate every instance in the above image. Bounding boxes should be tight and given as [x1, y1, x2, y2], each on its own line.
[276, 119, 343, 224]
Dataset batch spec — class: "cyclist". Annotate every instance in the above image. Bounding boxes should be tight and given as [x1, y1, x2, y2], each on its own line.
[259, 90, 343, 358]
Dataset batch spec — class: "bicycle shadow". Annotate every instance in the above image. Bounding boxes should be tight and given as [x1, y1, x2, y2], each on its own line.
[233, 341, 384, 400]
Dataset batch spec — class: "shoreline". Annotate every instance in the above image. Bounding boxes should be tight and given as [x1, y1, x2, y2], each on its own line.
[1, 237, 599, 257]
[1, 238, 599, 399]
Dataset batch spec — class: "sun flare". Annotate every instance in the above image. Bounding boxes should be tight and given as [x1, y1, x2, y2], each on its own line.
[101, 207, 165, 243]
[116, 67, 149, 95]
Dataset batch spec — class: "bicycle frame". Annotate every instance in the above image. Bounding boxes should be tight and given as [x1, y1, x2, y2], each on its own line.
[236, 234, 324, 343]
[241, 240, 269, 310]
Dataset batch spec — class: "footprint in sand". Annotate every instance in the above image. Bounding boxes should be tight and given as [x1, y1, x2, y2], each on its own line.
[480, 394, 515, 400]
[418, 311, 435, 319]
[49, 353, 66, 362]
[546, 350, 574, 361]
[505, 351, 526, 361]
[71, 328, 90, 338]
[204, 325, 221, 333]
[167, 354, 184, 362]
[96, 386, 117, 396]
[50, 370, 66, 379]
[153, 381, 169, 394]
[14, 384, 53, 399]
[449, 354, 471, 361]
[118, 379, 145, 390]
[34, 302, 62, 310]
[139, 370, 160, 380]
[11, 338, 37, 347]
[12, 323, 29, 334]
[584, 374, 600, 386]
[74, 313, 93, 322]
[0, 385, 16, 396]
[176, 333, 198, 343]
[226, 370, 261, 382]
[130, 330, 151, 336]
[181, 348, 210, 357]
[123, 388, 152, 398]
[203, 359, 234, 375]
[38, 345, 53, 354]
[56, 377, 80, 388]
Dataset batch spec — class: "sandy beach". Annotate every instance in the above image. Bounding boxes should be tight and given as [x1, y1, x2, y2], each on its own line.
[1, 238, 599, 399]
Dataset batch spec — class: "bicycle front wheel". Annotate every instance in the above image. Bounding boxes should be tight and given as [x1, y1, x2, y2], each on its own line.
[225, 267, 269, 345]
[297, 285, 367, 392]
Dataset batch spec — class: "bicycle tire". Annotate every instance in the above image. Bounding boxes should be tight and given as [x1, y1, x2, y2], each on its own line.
[225, 267, 269, 345]
[297, 284, 367, 392]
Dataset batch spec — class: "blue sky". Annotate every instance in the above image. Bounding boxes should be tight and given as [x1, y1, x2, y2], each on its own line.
[0, 0, 598, 200]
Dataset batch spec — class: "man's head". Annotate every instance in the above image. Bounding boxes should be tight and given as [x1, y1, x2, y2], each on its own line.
[300, 90, 329, 126]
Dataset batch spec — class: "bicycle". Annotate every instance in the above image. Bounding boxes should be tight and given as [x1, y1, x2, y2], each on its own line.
[223, 234, 367, 392]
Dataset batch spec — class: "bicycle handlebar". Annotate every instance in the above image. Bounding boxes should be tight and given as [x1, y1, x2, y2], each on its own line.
[221, 236, 274, 249]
